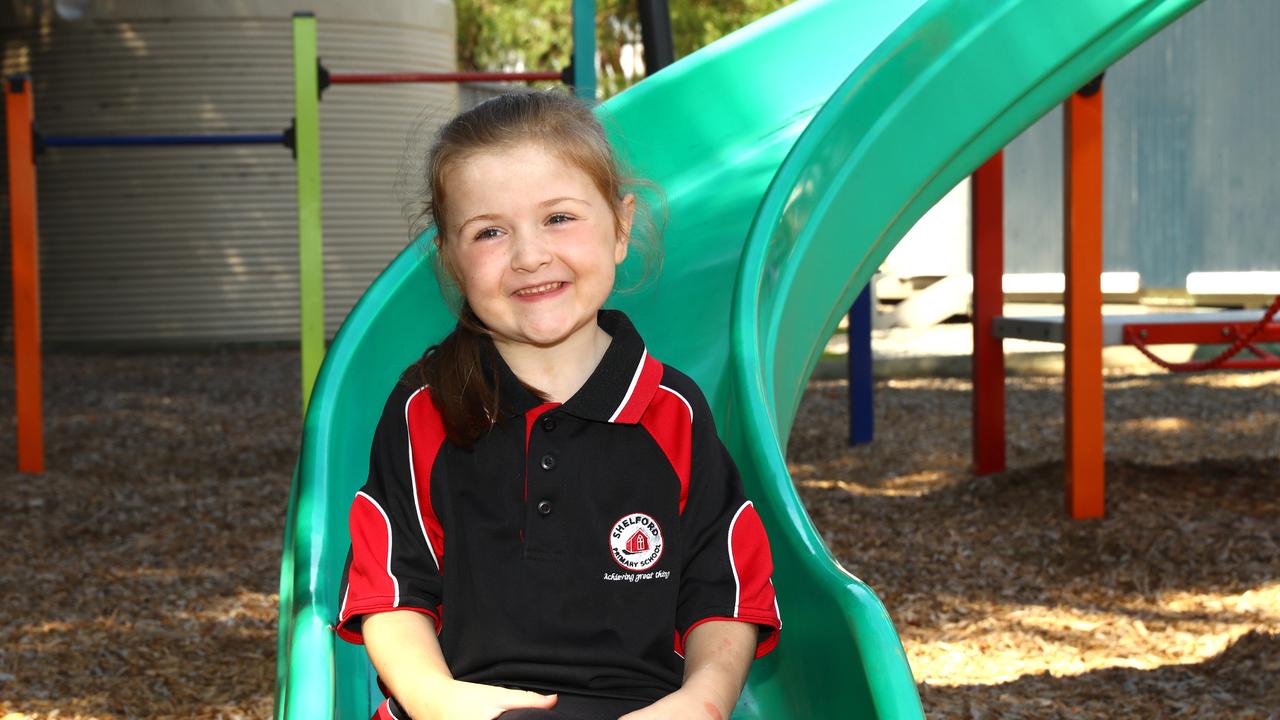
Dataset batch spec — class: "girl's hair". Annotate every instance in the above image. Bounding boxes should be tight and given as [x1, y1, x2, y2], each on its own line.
[407, 90, 661, 448]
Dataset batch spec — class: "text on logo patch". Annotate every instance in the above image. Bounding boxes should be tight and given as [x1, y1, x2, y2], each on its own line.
[609, 512, 664, 572]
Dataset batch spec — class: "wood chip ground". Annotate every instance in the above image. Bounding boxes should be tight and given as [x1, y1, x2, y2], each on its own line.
[1, 352, 1276, 719]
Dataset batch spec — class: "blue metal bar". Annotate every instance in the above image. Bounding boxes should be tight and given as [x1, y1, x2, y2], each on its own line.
[43, 133, 285, 147]
[847, 286, 874, 446]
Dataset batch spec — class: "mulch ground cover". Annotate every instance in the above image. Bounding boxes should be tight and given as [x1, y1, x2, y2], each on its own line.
[1, 352, 298, 719]
[791, 371, 1279, 719]
[1, 351, 1276, 719]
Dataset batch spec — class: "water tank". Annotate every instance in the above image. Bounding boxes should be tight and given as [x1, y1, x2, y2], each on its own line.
[1, 0, 457, 345]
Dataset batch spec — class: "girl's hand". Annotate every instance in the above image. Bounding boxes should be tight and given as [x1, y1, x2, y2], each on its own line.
[409, 678, 557, 720]
[616, 689, 725, 720]
[363, 611, 556, 719]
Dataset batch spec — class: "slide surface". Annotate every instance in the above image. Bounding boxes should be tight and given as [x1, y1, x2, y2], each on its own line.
[276, 0, 1203, 717]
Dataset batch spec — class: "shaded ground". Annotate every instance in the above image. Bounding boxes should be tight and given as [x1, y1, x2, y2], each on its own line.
[0, 353, 1276, 718]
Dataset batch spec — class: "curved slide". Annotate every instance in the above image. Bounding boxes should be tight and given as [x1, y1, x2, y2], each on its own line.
[275, 0, 1204, 717]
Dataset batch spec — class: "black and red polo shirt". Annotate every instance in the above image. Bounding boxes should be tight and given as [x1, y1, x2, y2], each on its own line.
[336, 310, 780, 703]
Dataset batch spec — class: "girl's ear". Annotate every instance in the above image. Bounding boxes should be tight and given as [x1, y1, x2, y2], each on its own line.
[615, 193, 637, 265]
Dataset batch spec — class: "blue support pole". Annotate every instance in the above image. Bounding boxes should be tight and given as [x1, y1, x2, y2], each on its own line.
[848, 285, 874, 445]
[571, 0, 596, 101]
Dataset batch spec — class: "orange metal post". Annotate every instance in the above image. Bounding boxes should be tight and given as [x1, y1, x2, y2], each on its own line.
[971, 152, 1006, 475]
[1063, 82, 1105, 519]
[6, 75, 45, 474]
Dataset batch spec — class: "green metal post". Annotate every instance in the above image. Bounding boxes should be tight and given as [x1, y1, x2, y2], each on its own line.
[292, 12, 324, 414]
[571, 0, 596, 101]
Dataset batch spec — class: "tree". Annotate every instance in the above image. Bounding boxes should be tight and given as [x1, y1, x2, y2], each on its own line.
[455, 0, 796, 97]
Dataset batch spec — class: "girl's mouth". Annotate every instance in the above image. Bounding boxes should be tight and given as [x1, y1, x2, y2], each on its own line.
[514, 281, 565, 297]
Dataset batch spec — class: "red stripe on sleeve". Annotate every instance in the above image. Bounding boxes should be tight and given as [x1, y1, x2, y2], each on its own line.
[339, 492, 399, 633]
[639, 385, 693, 514]
[729, 502, 779, 623]
[406, 389, 447, 570]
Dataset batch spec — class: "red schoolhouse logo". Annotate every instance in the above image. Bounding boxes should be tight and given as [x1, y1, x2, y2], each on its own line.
[609, 512, 664, 572]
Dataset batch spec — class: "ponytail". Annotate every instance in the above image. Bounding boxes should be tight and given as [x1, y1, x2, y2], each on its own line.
[407, 304, 547, 448]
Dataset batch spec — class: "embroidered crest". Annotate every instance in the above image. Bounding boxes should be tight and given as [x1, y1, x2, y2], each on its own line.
[609, 512, 664, 572]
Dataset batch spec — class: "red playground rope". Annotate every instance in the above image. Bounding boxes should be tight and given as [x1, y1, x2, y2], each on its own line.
[1123, 294, 1280, 372]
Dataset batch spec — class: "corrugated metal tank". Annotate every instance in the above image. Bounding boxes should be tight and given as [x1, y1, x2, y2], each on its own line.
[1, 0, 456, 345]
[1004, 0, 1280, 288]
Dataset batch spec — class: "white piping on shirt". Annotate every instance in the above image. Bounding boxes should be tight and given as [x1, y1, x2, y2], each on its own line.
[608, 349, 648, 422]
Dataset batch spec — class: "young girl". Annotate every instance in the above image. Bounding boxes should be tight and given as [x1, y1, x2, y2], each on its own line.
[335, 91, 780, 720]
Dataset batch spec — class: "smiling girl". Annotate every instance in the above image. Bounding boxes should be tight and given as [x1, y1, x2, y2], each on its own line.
[335, 91, 780, 720]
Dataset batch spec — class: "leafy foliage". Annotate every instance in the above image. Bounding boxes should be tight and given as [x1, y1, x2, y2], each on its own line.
[455, 0, 796, 97]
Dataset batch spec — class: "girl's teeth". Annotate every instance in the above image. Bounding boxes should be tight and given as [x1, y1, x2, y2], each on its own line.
[517, 282, 561, 296]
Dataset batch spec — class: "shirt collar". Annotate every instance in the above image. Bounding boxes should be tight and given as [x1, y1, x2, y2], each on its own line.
[488, 309, 663, 424]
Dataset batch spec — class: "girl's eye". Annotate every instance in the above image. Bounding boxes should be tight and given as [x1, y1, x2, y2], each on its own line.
[547, 213, 574, 225]
[475, 227, 502, 240]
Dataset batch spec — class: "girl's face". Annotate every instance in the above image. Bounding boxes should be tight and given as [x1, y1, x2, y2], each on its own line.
[442, 141, 635, 351]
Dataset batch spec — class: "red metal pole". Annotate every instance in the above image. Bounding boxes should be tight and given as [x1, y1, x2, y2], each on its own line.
[972, 151, 1006, 475]
[6, 75, 45, 474]
[328, 71, 562, 85]
[1063, 84, 1105, 519]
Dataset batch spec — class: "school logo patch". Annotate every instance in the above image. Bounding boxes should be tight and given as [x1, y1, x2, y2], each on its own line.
[609, 512, 664, 572]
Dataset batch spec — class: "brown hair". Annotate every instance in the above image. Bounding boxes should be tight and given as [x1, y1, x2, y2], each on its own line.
[407, 90, 661, 447]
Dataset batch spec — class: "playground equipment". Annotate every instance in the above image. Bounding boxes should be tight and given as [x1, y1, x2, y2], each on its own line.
[1119, 300, 1280, 371]
[846, 288, 875, 446]
[5, 77, 42, 474]
[971, 77, 1280, 519]
[3, 11, 581, 472]
[289, 7, 591, 413]
[847, 70, 1277, 520]
[4, 74, 292, 474]
[277, 0, 1214, 717]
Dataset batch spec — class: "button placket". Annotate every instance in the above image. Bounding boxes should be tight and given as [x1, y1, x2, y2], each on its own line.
[524, 420, 564, 555]
[534, 450, 556, 519]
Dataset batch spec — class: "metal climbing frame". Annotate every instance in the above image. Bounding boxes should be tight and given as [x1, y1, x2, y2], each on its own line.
[290, 2, 595, 413]
[4, 73, 292, 475]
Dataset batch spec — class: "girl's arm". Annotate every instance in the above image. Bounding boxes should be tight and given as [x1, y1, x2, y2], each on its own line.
[363, 610, 558, 720]
[618, 619, 757, 720]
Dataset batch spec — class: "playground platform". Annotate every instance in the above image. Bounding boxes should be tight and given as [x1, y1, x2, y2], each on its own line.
[820, 302, 1270, 379]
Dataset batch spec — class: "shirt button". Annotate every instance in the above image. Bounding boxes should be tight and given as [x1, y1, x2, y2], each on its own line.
[536, 500, 553, 516]
[541, 416, 556, 432]
[539, 453, 556, 471]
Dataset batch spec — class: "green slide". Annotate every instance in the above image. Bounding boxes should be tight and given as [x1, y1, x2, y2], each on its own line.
[275, 0, 1203, 717]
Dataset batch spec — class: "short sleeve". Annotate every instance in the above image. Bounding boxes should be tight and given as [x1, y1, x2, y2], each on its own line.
[334, 385, 445, 645]
[674, 386, 781, 658]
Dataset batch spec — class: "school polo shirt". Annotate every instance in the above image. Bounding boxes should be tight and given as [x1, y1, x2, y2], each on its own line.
[336, 310, 781, 703]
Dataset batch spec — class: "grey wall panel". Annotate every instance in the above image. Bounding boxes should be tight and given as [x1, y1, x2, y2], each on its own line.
[1003, 104, 1063, 276]
[1004, 0, 1280, 288]
[1, 0, 457, 345]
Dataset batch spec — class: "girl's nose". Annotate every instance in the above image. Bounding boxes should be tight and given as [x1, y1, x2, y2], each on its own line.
[510, 230, 553, 272]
